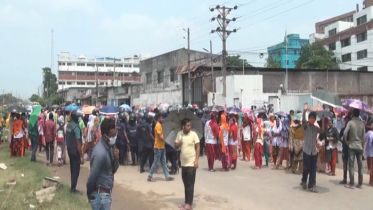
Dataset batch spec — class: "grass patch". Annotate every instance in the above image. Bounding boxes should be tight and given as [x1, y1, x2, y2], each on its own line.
[0, 145, 90, 210]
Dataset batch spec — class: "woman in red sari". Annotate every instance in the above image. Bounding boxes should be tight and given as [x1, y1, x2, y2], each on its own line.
[253, 118, 264, 169]
[205, 112, 219, 171]
[228, 117, 238, 170]
[11, 113, 24, 157]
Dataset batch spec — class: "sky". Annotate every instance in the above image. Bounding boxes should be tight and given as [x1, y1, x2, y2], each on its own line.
[0, 0, 360, 98]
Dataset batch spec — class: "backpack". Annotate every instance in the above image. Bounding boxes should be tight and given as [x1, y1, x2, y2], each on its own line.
[57, 123, 65, 143]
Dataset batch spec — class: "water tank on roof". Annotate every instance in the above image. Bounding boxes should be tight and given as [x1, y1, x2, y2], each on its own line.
[78, 54, 86, 59]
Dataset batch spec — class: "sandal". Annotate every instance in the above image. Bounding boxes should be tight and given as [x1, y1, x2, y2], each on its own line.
[300, 182, 307, 190]
[178, 204, 185, 209]
[344, 184, 354, 189]
[147, 178, 156, 182]
[308, 188, 318, 193]
[356, 184, 362, 189]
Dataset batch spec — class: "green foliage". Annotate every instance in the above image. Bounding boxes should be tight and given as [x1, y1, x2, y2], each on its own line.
[42, 67, 58, 98]
[0, 94, 18, 104]
[29, 94, 40, 102]
[265, 55, 281, 68]
[50, 93, 62, 105]
[227, 55, 253, 68]
[37, 97, 46, 107]
[295, 42, 339, 69]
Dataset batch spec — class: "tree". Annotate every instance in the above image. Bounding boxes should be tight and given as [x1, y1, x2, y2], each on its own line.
[42, 67, 58, 98]
[29, 94, 40, 102]
[49, 93, 62, 105]
[37, 97, 46, 107]
[227, 55, 253, 68]
[265, 56, 281, 68]
[295, 42, 339, 69]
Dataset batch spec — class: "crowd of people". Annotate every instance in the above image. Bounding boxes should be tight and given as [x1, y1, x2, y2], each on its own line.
[1, 101, 373, 210]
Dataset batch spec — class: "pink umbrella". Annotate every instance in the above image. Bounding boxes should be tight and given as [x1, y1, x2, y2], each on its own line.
[241, 107, 251, 113]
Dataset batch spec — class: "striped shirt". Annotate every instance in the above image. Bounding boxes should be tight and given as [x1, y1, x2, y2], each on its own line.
[303, 123, 321, 155]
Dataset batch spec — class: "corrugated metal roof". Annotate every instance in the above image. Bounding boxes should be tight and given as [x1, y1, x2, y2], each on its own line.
[176, 65, 200, 75]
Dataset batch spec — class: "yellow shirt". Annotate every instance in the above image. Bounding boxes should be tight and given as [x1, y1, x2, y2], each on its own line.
[154, 122, 164, 149]
[177, 131, 200, 167]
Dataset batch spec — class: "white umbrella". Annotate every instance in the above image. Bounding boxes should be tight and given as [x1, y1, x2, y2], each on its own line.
[162, 110, 203, 148]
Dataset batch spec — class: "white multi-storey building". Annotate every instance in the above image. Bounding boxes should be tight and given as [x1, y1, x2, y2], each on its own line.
[57, 52, 142, 91]
[310, 1, 373, 71]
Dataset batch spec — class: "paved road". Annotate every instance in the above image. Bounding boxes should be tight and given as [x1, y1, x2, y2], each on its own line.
[113, 155, 372, 210]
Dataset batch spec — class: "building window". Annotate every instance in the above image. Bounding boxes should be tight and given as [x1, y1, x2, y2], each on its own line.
[77, 72, 86, 76]
[89, 72, 95, 76]
[170, 68, 178, 82]
[66, 82, 72, 85]
[99, 73, 104, 76]
[157, 71, 164, 83]
[106, 64, 114, 67]
[115, 64, 123, 67]
[357, 31, 367, 43]
[77, 63, 85, 66]
[105, 73, 113, 76]
[357, 49, 368, 60]
[87, 82, 95, 85]
[329, 42, 336, 51]
[58, 62, 65, 66]
[99, 82, 104, 85]
[58, 82, 65, 85]
[357, 66, 368, 71]
[286, 60, 289, 65]
[66, 63, 73, 66]
[133, 65, 139, 68]
[341, 37, 351, 47]
[146, 73, 152, 84]
[357, 15, 367, 26]
[277, 51, 281, 56]
[124, 65, 131, 68]
[293, 50, 297, 55]
[341, 53, 351, 62]
[87, 63, 95, 67]
[77, 82, 85, 85]
[96, 64, 104, 67]
[328, 28, 337, 37]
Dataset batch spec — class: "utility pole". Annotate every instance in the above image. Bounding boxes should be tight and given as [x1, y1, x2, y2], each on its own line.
[210, 40, 215, 105]
[96, 64, 99, 106]
[113, 58, 116, 106]
[186, 28, 191, 105]
[210, 5, 239, 106]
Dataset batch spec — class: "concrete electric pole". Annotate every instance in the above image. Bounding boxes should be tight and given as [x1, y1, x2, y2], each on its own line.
[210, 5, 239, 106]
[184, 28, 191, 105]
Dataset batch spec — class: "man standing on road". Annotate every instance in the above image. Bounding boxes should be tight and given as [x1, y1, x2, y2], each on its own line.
[339, 116, 351, 185]
[66, 110, 84, 193]
[29, 115, 39, 162]
[175, 118, 200, 210]
[301, 103, 324, 193]
[116, 113, 129, 166]
[87, 118, 119, 210]
[147, 113, 174, 182]
[344, 109, 365, 189]
[44, 113, 56, 166]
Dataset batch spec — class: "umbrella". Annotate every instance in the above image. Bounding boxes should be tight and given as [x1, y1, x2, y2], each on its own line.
[227, 107, 241, 115]
[7, 105, 27, 113]
[254, 108, 266, 114]
[309, 106, 324, 112]
[28, 105, 41, 130]
[157, 103, 170, 112]
[206, 105, 224, 112]
[241, 107, 251, 113]
[274, 111, 287, 118]
[82, 104, 89, 108]
[342, 99, 373, 114]
[65, 104, 79, 112]
[51, 104, 59, 109]
[100, 105, 118, 115]
[311, 89, 342, 107]
[162, 110, 203, 148]
[81, 106, 96, 115]
[334, 107, 348, 114]
[146, 104, 156, 112]
[119, 104, 132, 112]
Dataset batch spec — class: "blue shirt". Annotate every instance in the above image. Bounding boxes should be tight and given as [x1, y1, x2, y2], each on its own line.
[116, 122, 127, 145]
[364, 130, 373, 157]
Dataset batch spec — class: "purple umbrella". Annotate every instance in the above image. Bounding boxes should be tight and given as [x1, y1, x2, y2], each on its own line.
[227, 107, 241, 115]
[342, 99, 373, 114]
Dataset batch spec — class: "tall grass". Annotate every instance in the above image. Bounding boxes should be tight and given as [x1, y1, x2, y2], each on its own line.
[0, 146, 89, 210]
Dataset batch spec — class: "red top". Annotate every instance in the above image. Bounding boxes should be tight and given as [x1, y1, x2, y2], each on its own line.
[44, 120, 56, 142]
